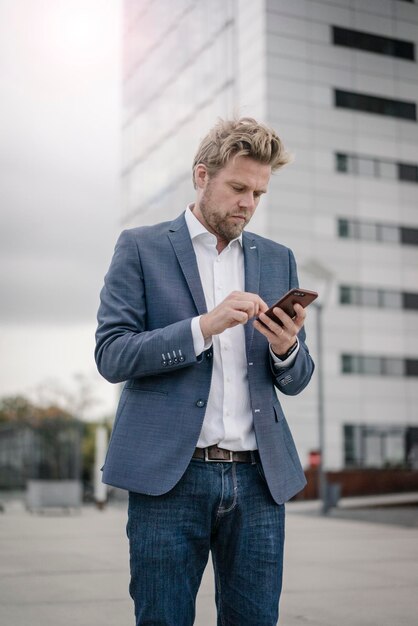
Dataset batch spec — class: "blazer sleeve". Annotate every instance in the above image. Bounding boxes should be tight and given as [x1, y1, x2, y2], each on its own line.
[269, 248, 315, 396]
[95, 230, 199, 383]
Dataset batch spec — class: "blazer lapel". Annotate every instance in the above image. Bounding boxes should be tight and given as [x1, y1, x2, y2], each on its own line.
[167, 214, 207, 315]
[243, 232, 260, 353]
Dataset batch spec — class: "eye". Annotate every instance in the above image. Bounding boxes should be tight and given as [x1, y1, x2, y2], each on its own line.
[232, 185, 244, 192]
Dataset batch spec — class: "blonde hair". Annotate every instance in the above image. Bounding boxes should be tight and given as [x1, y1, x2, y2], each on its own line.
[192, 117, 291, 188]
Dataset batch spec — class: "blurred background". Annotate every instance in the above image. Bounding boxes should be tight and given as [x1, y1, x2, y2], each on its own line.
[0, 0, 121, 418]
[1, 0, 418, 503]
[0, 0, 122, 500]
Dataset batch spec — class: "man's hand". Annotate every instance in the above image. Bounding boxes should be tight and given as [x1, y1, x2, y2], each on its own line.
[200, 291, 268, 341]
[253, 303, 306, 357]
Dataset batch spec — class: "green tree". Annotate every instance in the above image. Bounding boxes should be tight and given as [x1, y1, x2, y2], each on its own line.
[0, 395, 36, 423]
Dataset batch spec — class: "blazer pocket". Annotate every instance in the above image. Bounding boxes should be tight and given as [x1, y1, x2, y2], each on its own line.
[273, 402, 285, 423]
[126, 387, 168, 396]
[124, 377, 168, 396]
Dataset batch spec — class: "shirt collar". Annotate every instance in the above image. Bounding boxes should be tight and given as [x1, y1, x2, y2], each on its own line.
[185, 204, 243, 248]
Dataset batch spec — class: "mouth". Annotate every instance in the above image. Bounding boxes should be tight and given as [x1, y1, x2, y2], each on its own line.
[230, 215, 246, 222]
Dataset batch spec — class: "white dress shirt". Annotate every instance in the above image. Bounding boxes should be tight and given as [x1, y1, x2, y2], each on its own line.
[185, 206, 298, 451]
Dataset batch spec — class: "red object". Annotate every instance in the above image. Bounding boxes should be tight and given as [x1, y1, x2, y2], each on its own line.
[308, 450, 321, 468]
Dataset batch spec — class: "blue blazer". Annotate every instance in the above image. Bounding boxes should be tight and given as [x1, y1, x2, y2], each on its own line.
[95, 213, 314, 504]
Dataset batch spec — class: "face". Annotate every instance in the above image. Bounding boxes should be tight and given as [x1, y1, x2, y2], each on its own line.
[193, 156, 271, 248]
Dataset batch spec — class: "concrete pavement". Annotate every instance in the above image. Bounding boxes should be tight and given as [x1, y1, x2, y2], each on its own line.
[0, 495, 417, 626]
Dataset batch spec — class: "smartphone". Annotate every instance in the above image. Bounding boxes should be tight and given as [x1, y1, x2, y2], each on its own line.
[258, 288, 318, 326]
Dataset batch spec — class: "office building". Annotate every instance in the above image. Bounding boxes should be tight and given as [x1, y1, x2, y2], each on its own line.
[121, 0, 418, 471]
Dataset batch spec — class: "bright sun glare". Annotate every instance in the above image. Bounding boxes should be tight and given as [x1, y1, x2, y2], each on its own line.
[46, 3, 109, 66]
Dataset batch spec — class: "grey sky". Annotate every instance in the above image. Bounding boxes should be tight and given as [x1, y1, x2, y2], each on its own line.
[0, 0, 122, 415]
[0, 0, 121, 324]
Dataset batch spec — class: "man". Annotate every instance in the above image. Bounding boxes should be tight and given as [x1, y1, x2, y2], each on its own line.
[95, 117, 314, 626]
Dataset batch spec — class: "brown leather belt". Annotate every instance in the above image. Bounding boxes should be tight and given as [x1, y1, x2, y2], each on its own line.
[193, 444, 259, 463]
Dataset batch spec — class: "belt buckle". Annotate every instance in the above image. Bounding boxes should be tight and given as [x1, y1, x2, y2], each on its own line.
[204, 447, 234, 462]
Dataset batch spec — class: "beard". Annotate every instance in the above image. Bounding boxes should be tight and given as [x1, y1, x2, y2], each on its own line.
[199, 185, 249, 242]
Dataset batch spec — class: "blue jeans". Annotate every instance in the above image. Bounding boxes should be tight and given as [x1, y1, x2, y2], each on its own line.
[127, 459, 285, 626]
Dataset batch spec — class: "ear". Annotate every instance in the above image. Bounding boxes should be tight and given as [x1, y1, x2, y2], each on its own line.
[194, 163, 208, 189]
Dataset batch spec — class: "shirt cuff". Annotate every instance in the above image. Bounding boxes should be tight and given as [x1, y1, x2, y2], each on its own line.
[191, 316, 212, 357]
[270, 338, 300, 369]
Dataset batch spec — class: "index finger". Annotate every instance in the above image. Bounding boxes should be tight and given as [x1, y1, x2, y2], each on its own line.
[252, 295, 268, 318]
[256, 295, 268, 313]
[241, 292, 268, 316]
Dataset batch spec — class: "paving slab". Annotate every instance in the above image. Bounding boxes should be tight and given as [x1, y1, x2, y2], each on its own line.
[0, 497, 417, 625]
[280, 511, 418, 626]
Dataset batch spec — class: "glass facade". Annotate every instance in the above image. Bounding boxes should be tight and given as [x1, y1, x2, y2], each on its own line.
[335, 89, 417, 121]
[335, 152, 418, 184]
[338, 218, 418, 246]
[344, 424, 407, 469]
[339, 286, 418, 310]
[341, 354, 418, 377]
[333, 26, 415, 61]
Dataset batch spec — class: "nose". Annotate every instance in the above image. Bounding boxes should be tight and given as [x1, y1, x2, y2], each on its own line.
[238, 191, 255, 211]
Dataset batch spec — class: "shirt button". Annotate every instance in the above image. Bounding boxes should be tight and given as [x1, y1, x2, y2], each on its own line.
[196, 399, 206, 408]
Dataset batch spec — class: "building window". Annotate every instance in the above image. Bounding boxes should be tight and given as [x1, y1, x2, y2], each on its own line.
[342, 354, 358, 374]
[338, 218, 351, 238]
[363, 356, 384, 375]
[344, 425, 357, 466]
[332, 26, 415, 61]
[379, 223, 400, 243]
[356, 156, 377, 177]
[383, 359, 405, 376]
[406, 360, 418, 376]
[335, 152, 418, 185]
[336, 153, 349, 173]
[381, 290, 403, 309]
[340, 285, 353, 304]
[358, 221, 378, 240]
[403, 292, 418, 310]
[400, 227, 418, 245]
[339, 286, 418, 310]
[378, 161, 398, 180]
[341, 354, 418, 377]
[362, 289, 380, 307]
[338, 218, 418, 247]
[335, 89, 417, 121]
[398, 163, 418, 182]
[344, 424, 408, 469]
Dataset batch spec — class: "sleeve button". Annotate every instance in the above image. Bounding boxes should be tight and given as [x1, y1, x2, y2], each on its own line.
[196, 399, 205, 408]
